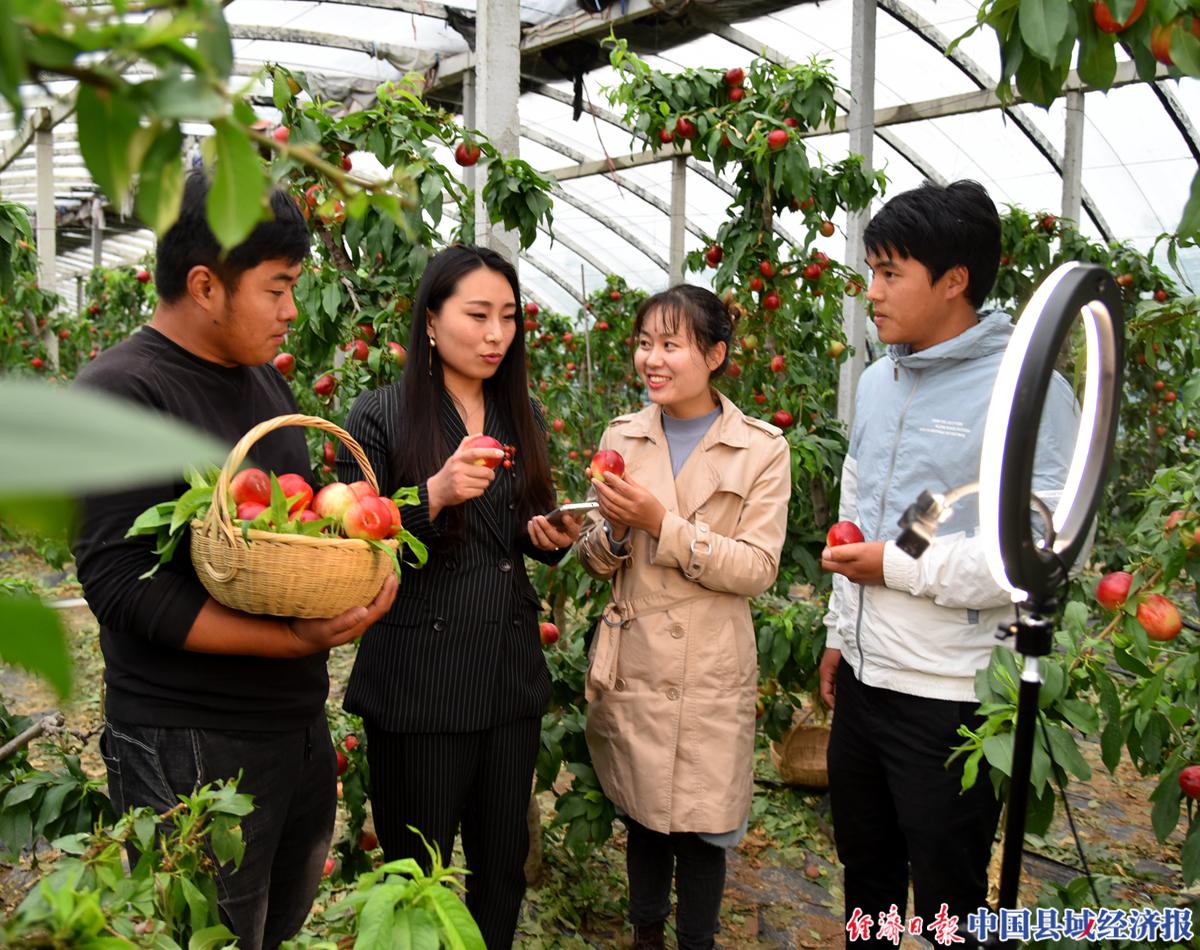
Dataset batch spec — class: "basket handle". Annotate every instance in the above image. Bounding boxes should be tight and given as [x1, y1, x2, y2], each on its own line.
[204, 414, 381, 545]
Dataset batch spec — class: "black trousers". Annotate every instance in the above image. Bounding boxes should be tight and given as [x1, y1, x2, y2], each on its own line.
[828, 659, 1002, 947]
[99, 716, 336, 950]
[363, 717, 540, 949]
[624, 816, 727, 950]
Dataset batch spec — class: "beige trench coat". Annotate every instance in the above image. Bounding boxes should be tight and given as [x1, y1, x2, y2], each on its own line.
[575, 391, 792, 835]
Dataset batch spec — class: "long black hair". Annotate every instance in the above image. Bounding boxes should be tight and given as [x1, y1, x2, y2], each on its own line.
[392, 244, 554, 533]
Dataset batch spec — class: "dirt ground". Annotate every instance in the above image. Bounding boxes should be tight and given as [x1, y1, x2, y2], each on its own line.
[1, 541, 1197, 947]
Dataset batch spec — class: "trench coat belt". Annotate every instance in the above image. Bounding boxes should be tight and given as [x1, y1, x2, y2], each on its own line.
[587, 587, 716, 693]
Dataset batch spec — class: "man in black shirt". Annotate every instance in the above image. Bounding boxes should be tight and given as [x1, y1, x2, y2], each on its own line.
[73, 171, 397, 949]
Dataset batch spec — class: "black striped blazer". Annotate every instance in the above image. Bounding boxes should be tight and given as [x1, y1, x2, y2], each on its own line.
[337, 384, 562, 733]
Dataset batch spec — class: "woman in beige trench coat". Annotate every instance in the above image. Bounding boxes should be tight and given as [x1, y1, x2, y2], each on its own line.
[575, 285, 792, 950]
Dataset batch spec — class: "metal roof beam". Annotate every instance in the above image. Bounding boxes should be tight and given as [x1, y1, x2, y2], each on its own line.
[528, 83, 804, 248]
[427, 0, 663, 92]
[229, 25, 435, 71]
[1149, 81, 1200, 165]
[0, 105, 69, 173]
[549, 184, 669, 274]
[521, 125, 707, 244]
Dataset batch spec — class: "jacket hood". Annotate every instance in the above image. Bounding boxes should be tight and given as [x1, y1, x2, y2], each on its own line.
[887, 309, 1013, 367]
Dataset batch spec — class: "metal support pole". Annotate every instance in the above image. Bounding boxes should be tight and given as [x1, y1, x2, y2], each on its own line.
[91, 196, 105, 271]
[839, 0, 877, 428]
[462, 68, 478, 201]
[35, 121, 60, 370]
[840, 0, 878, 429]
[1061, 87, 1085, 226]
[474, 0, 520, 265]
[668, 155, 687, 286]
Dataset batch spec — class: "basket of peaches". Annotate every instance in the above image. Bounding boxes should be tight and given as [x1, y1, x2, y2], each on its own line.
[127, 414, 426, 618]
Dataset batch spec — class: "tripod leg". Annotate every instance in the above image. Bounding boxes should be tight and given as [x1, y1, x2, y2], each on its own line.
[997, 655, 1042, 911]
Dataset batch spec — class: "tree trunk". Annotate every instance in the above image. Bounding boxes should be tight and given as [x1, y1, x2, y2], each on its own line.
[524, 790, 544, 886]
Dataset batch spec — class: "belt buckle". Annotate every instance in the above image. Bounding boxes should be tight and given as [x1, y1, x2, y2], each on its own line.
[601, 602, 626, 628]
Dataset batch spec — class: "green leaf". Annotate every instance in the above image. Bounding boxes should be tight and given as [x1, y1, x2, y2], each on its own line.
[1149, 767, 1182, 842]
[0, 595, 71, 698]
[133, 811, 157, 850]
[0, 0, 25, 117]
[1020, 58, 1065, 108]
[207, 119, 267, 250]
[195, 5, 233, 78]
[1182, 823, 1200, 885]
[1178, 168, 1200, 241]
[272, 70, 294, 112]
[76, 84, 142, 206]
[426, 885, 486, 950]
[1076, 23, 1117, 89]
[1018, 0, 1071, 63]
[209, 822, 244, 867]
[179, 875, 211, 933]
[0, 381, 226, 496]
[170, 484, 216, 534]
[982, 732, 1015, 777]
[390, 906, 440, 950]
[1042, 723, 1091, 781]
[1171, 20, 1200, 76]
[135, 124, 186, 237]
[355, 882, 407, 950]
[1057, 698, 1099, 735]
[189, 925, 239, 950]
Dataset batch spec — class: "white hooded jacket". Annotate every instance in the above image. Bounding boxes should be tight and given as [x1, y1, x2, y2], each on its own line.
[823, 311, 1079, 702]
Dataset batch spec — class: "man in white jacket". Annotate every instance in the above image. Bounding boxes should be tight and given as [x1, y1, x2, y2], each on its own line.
[819, 180, 1078, 946]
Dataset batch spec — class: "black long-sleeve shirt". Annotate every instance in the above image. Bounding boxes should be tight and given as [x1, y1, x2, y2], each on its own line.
[73, 327, 326, 731]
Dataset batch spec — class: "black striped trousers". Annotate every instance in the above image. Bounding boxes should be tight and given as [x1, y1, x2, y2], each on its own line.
[363, 717, 541, 948]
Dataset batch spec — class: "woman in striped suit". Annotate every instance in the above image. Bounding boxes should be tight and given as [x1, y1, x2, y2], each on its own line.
[337, 245, 580, 947]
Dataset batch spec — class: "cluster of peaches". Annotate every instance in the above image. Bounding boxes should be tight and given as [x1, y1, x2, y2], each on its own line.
[230, 468, 402, 541]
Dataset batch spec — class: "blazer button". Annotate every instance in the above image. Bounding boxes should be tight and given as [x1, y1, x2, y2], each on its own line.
[508, 501, 517, 510]
[669, 623, 685, 639]
[498, 558, 513, 572]
[433, 618, 446, 632]
[667, 687, 680, 701]
[614, 677, 626, 691]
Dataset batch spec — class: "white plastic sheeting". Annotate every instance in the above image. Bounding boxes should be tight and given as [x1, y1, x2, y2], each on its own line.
[0, 0, 1195, 307]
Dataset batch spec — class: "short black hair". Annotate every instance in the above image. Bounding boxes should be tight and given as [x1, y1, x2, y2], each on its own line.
[155, 170, 311, 303]
[863, 180, 1001, 309]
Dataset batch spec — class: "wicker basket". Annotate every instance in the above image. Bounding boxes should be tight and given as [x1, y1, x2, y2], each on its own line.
[190, 414, 399, 618]
[770, 717, 831, 789]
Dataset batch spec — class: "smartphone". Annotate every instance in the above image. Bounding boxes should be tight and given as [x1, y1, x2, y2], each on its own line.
[545, 501, 600, 526]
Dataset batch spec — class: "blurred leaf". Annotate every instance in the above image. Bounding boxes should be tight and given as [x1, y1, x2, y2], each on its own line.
[207, 119, 266, 250]
[194, 4, 233, 78]
[0, 381, 226, 495]
[77, 84, 141, 206]
[0, 595, 71, 699]
[135, 124, 185, 236]
[1178, 169, 1200, 241]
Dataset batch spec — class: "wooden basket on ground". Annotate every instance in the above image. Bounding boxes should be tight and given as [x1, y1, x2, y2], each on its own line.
[770, 708, 831, 789]
[191, 414, 398, 618]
